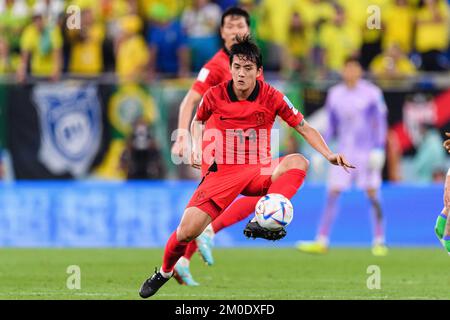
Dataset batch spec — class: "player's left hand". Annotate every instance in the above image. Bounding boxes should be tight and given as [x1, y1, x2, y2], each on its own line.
[443, 132, 450, 153]
[191, 148, 202, 170]
[327, 153, 355, 173]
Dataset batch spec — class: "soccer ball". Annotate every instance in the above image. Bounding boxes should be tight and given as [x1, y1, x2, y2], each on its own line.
[255, 193, 294, 230]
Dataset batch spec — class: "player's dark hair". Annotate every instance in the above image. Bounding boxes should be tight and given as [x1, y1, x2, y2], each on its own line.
[229, 35, 262, 69]
[221, 7, 250, 27]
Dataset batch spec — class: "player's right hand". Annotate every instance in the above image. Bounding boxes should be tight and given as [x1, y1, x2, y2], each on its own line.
[444, 132, 450, 153]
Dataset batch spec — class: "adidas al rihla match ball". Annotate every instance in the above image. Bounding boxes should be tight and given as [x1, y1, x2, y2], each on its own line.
[255, 193, 294, 231]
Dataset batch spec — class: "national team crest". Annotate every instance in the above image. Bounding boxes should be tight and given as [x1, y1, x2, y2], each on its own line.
[254, 112, 265, 126]
[32, 82, 102, 177]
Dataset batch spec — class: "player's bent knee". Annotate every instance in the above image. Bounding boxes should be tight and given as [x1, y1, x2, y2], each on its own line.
[300, 156, 310, 171]
[176, 227, 199, 243]
[176, 206, 212, 242]
[283, 154, 309, 172]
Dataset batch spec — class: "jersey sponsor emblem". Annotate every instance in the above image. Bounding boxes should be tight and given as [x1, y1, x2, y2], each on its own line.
[283, 96, 299, 115]
[197, 68, 210, 82]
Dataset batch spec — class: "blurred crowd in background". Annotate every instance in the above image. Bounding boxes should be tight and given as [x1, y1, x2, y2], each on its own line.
[0, 0, 448, 82]
[0, 0, 448, 183]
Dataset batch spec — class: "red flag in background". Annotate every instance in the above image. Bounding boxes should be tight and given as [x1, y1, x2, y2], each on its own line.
[433, 89, 450, 127]
[391, 88, 450, 154]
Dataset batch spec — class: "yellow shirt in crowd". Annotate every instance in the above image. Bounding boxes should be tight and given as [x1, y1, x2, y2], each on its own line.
[288, 10, 313, 60]
[288, 28, 313, 59]
[139, 0, 184, 17]
[257, 0, 292, 45]
[116, 35, 149, 82]
[319, 22, 361, 72]
[68, 24, 105, 75]
[370, 54, 416, 77]
[20, 24, 62, 77]
[338, 0, 388, 44]
[383, 2, 415, 53]
[415, 1, 449, 52]
[70, 0, 128, 22]
[295, 0, 335, 28]
[257, 0, 335, 47]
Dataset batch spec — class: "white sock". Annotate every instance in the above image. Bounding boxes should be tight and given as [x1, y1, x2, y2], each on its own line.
[316, 235, 329, 247]
[159, 267, 173, 278]
[177, 256, 190, 268]
[373, 236, 385, 246]
[203, 224, 215, 238]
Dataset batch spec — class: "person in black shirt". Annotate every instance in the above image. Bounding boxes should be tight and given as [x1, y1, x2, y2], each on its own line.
[120, 118, 165, 180]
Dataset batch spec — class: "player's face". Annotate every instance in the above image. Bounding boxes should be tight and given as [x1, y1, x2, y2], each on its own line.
[221, 16, 250, 50]
[231, 55, 262, 91]
[342, 62, 362, 84]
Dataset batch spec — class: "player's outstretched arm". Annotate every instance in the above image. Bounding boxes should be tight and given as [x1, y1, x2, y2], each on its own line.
[444, 132, 450, 153]
[172, 90, 203, 157]
[444, 133, 450, 209]
[190, 115, 204, 170]
[294, 119, 355, 172]
[444, 169, 450, 209]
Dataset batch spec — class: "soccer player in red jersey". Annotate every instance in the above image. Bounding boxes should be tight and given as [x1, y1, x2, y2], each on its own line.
[139, 36, 354, 298]
[171, 7, 265, 286]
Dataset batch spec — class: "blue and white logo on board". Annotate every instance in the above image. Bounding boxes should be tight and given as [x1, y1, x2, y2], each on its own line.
[32, 82, 102, 177]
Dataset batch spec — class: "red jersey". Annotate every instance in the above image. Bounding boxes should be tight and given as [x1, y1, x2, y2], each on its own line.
[196, 80, 304, 165]
[191, 48, 264, 173]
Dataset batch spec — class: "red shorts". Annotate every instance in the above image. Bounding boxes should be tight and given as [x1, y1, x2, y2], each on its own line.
[187, 157, 285, 220]
[201, 161, 212, 177]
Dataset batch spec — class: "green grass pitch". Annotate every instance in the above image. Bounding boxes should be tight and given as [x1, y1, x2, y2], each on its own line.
[0, 248, 449, 300]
